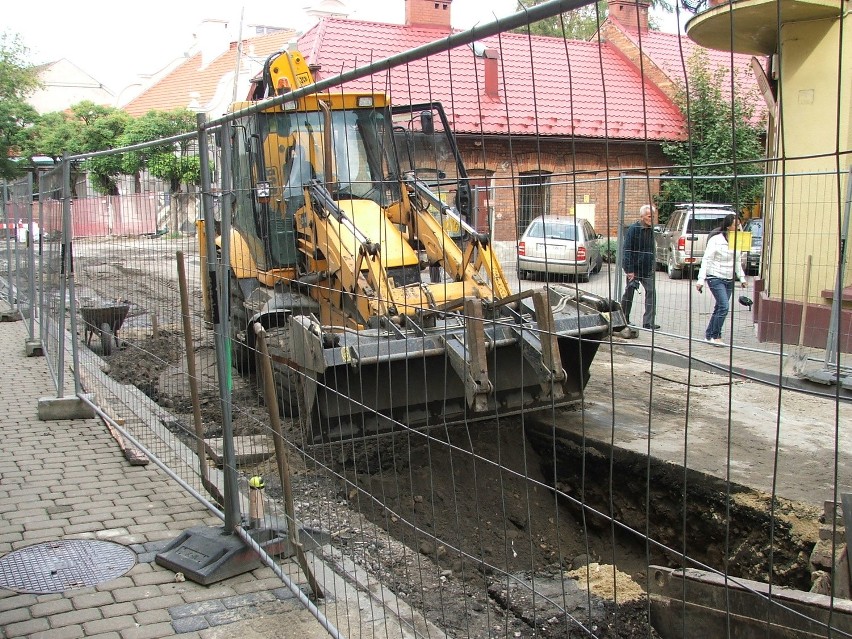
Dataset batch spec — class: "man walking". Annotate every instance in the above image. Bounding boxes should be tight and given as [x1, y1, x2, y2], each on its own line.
[621, 204, 659, 330]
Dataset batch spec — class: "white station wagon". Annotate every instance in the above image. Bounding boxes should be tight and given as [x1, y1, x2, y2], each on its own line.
[517, 215, 603, 282]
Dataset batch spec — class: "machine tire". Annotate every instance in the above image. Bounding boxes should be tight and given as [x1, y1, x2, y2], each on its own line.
[667, 253, 683, 280]
[229, 271, 255, 374]
[100, 323, 113, 356]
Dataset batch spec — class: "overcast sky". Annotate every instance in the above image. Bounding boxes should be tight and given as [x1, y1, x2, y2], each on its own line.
[4, 0, 680, 94]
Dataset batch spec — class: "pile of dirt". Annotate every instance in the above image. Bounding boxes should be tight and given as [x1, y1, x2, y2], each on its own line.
[103, 333, 271, 442]
[102, 330, 183, 402]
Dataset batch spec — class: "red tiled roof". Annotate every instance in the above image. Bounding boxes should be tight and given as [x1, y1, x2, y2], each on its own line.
[614, 26, 767, 120]
[124, 30, 297, 117]
[298, 18, 686, 141]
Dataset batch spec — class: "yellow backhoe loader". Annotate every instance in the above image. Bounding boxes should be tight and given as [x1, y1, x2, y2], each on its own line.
[200, 49, 625, 442]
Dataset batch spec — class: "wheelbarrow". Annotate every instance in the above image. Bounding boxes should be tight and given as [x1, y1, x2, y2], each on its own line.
[80, 303, 130, 356]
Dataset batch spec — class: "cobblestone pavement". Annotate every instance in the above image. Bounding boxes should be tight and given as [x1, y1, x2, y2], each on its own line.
[0, 318, 433, 639]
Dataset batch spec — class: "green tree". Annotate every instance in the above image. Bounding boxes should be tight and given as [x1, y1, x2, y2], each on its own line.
[118, 109, 199, 194]
[117, 109, 200, 233]
[657, 49, 766, 220]
[27, 112, 79, 160]
[515, 0, 607, 39]
[0, 32, 40, 180]
[514, 0, 670, 40]
[27, 101, 131, 195]
[75, 103, 132, 195]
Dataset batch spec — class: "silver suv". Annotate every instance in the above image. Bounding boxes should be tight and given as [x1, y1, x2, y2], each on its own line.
[655, 203, 736, 279]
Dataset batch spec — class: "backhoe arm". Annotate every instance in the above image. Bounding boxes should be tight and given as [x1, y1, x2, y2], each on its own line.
[406, 176, 512, 300]
[304, 180, 395, 322]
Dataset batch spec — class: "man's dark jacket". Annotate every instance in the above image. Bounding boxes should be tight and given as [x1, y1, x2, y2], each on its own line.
[621, 221, 656, 276]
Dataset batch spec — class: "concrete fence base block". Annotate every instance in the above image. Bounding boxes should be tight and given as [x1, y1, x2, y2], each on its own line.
[25, 339, 44, 357]
[1, 309, 23, 322]
[38, 394, 96, 420]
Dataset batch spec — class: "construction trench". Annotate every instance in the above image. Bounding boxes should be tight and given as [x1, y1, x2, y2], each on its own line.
[10, 238, 850, 638]
[106, 335, 848, 637]
[81, 290, 844, 637]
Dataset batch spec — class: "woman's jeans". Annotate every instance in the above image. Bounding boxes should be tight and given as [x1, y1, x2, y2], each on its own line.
[706, 276, 733, 340]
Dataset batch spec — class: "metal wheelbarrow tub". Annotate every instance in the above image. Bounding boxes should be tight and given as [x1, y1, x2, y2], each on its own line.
[80, 304, 130, 356]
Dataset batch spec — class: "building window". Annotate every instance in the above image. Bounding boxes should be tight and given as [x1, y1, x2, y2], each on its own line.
[518, 172, 551, 237]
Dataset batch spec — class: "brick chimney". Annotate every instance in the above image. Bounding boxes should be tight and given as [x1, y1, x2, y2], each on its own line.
[607, 0, 650, 32]
[483, 48, 499, 99]
[405, 0, 453, 30]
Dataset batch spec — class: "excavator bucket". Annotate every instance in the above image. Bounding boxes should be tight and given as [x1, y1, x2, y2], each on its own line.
[266, 286, 624, 442]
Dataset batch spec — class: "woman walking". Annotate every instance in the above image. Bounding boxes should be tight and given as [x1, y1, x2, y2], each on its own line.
[696, 213, 748, 346]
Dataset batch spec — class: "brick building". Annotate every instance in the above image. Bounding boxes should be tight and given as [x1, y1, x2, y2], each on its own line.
[298, 0, 674, 240]
[297, 0, 761, 241]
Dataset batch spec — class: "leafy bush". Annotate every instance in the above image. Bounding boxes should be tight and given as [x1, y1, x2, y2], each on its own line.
[657, 49, 766, 220]
[601, 238, 618, 263]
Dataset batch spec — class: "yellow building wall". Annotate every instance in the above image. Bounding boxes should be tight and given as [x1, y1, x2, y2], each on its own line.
[766, 14, 852, 306]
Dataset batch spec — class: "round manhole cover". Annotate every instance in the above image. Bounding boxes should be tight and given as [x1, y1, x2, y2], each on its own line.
[0, 540, 136, 594]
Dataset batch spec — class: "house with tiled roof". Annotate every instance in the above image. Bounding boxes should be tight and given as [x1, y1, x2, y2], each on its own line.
[598, 0, 766, 122]
[296, 0, 688, 239]
[122, 0, 762, 240]
[124, 27, 299, 118]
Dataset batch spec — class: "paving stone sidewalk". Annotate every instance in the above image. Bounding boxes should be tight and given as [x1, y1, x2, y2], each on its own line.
[0, 319, 331, 639]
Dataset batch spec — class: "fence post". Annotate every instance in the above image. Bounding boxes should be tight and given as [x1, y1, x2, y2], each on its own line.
[1, 181, 22, 322]
[13, 190, 21, 317]
[55, 159, 71, 396]
[66, 164, 84, 397]
[37, 156, 94, 420]
[38, 173, 47, 354]
[215, 119, 241, 531]
[614, 172, 627, 300]
[24, 171, 43, 356]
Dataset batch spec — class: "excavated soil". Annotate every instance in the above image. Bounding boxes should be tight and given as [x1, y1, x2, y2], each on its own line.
[96, 331, 819, 637]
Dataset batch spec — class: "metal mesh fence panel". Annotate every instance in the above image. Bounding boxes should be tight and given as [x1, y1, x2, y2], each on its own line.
[33, 166, 68, 392]
[2, 179, 29, 326]
[3, 175, 39, 346]
[63, 143, 226, 507]
[18, 0, 852, 637]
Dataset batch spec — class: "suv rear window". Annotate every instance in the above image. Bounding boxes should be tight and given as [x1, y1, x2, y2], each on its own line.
[687, 216, 729, 233]
[746, 220, 763, 238]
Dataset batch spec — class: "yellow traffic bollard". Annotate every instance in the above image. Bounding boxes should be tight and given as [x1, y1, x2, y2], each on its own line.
[248, 476, 265, 529]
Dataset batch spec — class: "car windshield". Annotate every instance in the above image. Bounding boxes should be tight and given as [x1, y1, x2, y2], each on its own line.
[525, 219, 577, 241]
[687, 216, 729, 233]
